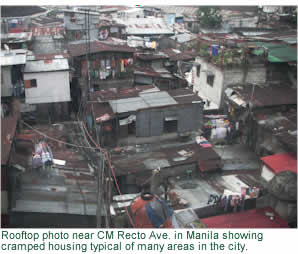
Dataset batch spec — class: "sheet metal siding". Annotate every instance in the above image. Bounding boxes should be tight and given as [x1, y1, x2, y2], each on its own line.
[136, 110, 150, 137]
[150, 110, 164, 136]
[195, 102, 204, 130]
[178, 106, 195, 133]
[135, 75, 153, 85]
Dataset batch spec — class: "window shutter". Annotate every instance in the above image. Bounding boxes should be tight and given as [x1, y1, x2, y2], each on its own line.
[24, 80, 31, 88]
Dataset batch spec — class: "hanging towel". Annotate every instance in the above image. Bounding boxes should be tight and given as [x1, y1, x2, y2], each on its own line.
[120, 59, 124, 72]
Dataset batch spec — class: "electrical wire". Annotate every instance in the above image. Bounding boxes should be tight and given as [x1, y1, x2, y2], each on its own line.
[82, 122, 135, 228]
[22, 119, 135, 227]
[21, 120, 98, 150]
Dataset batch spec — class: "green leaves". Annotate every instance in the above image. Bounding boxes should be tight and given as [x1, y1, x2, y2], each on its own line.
[197, 7, 222, 28]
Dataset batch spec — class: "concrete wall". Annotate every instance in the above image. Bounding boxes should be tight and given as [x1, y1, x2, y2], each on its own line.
[24, 71, 71, 104]
[223, 66, 266, 86]
[192, 57, 224, 107]
[193, 56, 266, 108]
[1, 66, 13, 97]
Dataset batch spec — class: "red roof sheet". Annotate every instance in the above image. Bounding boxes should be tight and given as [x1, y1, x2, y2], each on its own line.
[261, 153, 297, 174]
[201, 207, 289, 228]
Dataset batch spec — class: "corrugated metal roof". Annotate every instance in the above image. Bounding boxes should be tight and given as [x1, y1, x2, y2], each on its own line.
[136, 52, 169, 60]
[116, 17, 174, 35]
[24, 58, 69, 73]
[110, 97, 148, 113]
[158, 6, 199, 17]
[0, 50, 27, 66]
[67, 40, 135, 57]
[139, 91, 178, 107]
[170, 33, 197, 44]
[261, 153, 297, 174]
[112, 143, 222, 176]
[252, 42, 297, 62]
[134, 66, 175, 78]
[225, 83, 297, 108]
[202, 207, 288, 228]
[255, 110, 297, 153]
[62, 9, 100, 16]
[90, 85, 158, 102]
[1, 32, 32, 43]
[109, 91, 178, 113]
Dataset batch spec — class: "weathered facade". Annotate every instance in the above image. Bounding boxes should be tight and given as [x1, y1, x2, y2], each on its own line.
[63, 9, 101, 41]
[23, 56, 71, 122]
[68, 40, 135, 95]
[192, 56, 266, 109]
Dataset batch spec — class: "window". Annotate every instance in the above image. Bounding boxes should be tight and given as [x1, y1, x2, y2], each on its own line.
[24, 79, 37, 88]
[70, 12, 76, 22]
[164, 117, 178, 133]
[196, 65, 201, 77]
[207, 74, 215, 87]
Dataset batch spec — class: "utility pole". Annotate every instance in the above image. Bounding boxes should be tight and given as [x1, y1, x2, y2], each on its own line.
[84, 9, 91, 98]
[96, 152, 104, 227]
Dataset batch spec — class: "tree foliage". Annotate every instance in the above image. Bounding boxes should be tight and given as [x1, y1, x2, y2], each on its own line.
[197, 7, 222, 28]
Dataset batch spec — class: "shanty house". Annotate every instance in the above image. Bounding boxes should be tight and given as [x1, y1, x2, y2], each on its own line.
[67, 40, 135, 96]
[63, 9, 101, 41]
[224, 83, 297, 155]
[23, 56, 71, 121]
[1, 49, 27, 98]
[88, 87, 204, 147]
[134, 52, 186, 90]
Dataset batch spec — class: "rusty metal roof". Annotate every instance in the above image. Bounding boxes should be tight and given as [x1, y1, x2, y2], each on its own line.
[9, 122, 101, 216]
[134, 66, 175, 79]
[67, 40, 136, 57]
[90, 85, 157, 102]
[161, 48, 198, 61]
[225, 83, 297, 108]
[168, 88, 202, 104]
[136, 52, 169, 61]
[255, 110, 297, 153]
[87, 101, 115, 121]
[112, 143, 222, 176]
